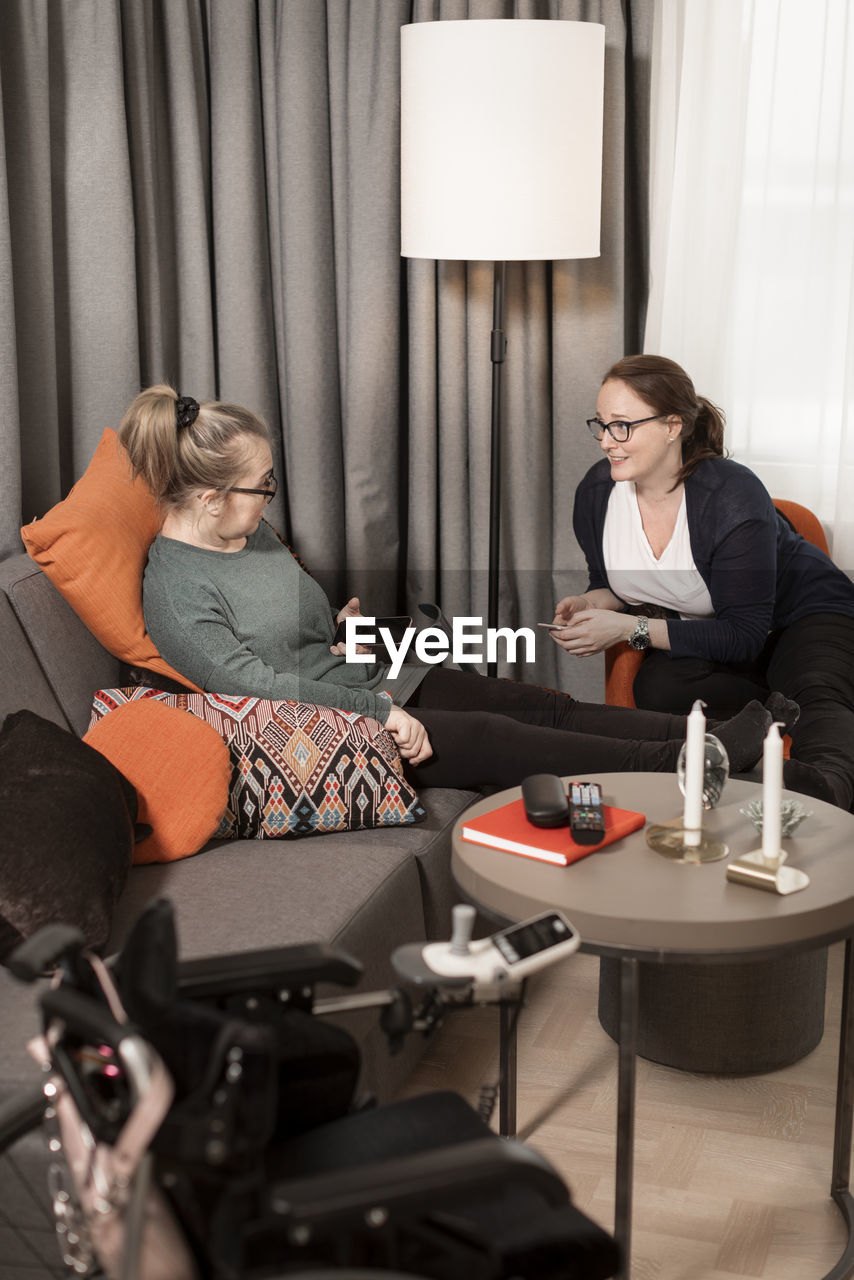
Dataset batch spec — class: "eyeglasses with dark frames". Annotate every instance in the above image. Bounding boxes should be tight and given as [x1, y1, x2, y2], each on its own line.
[228, 473, 278, 505]
[586, 415, 665, 442]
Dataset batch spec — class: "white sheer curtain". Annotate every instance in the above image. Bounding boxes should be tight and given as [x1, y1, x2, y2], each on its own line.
[644, 0, 854, 570]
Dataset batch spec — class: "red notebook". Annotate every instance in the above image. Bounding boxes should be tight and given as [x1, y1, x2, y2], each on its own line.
[460, 797, 646, 866]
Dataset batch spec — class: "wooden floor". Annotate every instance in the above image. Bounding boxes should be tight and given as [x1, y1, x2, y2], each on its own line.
[398, 940, 848, 1279]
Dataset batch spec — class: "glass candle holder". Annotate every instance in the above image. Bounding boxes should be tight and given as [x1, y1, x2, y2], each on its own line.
[676, 732, 730, 810]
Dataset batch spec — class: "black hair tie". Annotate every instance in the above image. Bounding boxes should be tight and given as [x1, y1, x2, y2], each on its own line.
[175, 395, 200, 431]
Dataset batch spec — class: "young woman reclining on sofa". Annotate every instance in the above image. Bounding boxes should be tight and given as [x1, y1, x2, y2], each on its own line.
[117, 385, 795, 794]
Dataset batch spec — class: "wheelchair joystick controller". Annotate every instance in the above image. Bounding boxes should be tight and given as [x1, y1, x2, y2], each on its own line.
[391, 905, 582, 996]
[310, 906, 582, 1050]
[449, 904, 476, 956]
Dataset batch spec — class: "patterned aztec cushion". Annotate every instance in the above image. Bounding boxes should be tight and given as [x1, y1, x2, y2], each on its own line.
[89, 690, 427, 839]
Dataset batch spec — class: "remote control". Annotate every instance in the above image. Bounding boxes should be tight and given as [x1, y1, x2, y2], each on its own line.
[569, 781, 606, 845]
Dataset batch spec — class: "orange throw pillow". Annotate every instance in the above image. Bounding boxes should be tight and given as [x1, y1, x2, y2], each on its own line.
[21, 428, 199, 690]
[84, 700, 231, 863]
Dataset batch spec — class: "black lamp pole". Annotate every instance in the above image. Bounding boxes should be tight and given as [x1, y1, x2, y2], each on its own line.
[487, 260, 506, 680]
[401, 20, 604, 685]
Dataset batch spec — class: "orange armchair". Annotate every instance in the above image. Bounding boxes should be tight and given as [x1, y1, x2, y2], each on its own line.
[603, 498, 830, 709]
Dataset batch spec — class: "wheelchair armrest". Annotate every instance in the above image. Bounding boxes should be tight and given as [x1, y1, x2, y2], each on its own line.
[40, 986, 139, 1053]
[176, 941, 364, 1001]
[7, 924, 86, 983]
[268, 1136, 569, 1230]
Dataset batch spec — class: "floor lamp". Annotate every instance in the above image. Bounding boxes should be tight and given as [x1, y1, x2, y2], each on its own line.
[401, 19, 605, 677]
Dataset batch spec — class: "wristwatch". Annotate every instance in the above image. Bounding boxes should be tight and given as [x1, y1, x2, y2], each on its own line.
[627, 616, 650, 651]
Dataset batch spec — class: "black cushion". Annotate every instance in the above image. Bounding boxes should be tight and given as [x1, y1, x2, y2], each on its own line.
[0, 710, 137, 962]
[269, 1093, 620, 1279]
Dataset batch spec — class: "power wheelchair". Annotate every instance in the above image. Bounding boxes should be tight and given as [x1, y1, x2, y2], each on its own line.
[0, 897, 620, 1280]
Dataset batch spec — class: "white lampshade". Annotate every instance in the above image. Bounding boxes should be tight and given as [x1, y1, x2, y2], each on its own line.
[401, 19, 605, 262]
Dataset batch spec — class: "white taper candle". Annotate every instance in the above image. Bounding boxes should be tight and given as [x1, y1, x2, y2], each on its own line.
[683, 699, 706, 847]
[762, 721, 784, 864]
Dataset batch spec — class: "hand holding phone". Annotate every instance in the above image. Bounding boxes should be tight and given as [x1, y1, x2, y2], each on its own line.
[333, 615, 413, 650]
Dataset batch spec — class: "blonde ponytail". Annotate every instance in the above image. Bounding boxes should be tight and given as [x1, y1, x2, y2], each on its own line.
[118, 385, 271, 509]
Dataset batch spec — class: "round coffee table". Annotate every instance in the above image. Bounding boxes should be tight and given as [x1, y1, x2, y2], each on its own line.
[451, 772, 854, 1280]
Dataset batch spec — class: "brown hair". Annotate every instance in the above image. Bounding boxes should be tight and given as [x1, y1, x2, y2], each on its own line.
[118, 384, 272, 509]
[602, 354, 727, 486]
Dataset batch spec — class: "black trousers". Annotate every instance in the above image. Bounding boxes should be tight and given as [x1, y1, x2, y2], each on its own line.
[632, 613, 854, 810]
[402, 666, 688, 792]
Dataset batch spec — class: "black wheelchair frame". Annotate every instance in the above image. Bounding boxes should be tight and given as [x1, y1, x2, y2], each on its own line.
[0, 899, 620, 1280]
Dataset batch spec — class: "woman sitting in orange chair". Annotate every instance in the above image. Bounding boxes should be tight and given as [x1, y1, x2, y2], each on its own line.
[552, 353, 854, 811]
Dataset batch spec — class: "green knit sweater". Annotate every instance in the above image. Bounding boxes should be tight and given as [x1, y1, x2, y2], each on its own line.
[143, 522, 425, 722]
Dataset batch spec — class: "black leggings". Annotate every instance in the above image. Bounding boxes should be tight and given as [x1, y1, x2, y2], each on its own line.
[402, 666, 688, 792]
[632, 613, 854, 811]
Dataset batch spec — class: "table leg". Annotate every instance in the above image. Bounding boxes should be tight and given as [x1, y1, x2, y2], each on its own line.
[615, 957, 638, 1280]
[825, 937, 854, 1280]
[499, 1001, 517, 1138]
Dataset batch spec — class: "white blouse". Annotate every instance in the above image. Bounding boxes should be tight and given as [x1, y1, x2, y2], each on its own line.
[601, 482, 714, 620]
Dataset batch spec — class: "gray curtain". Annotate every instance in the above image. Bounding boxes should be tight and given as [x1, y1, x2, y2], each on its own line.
[0, 0, 651, 696]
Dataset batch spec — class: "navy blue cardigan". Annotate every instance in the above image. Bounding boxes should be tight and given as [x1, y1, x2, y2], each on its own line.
[572, 457, 854, 663]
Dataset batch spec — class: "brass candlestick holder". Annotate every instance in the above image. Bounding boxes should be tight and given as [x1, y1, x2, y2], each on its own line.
[726, 797, 811, 894]
[646, 818, 729, 865]
[727, 793, 814, 896]
[647, 732, 730, 864]
[726, 848, 810, 894]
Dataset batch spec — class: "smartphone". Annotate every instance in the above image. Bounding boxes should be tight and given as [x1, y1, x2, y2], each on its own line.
[333, 615, 413, 649]
[537, 621, 564, 631]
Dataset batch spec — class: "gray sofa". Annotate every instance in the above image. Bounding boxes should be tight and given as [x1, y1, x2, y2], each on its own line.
[0, 550, 478, 1279]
